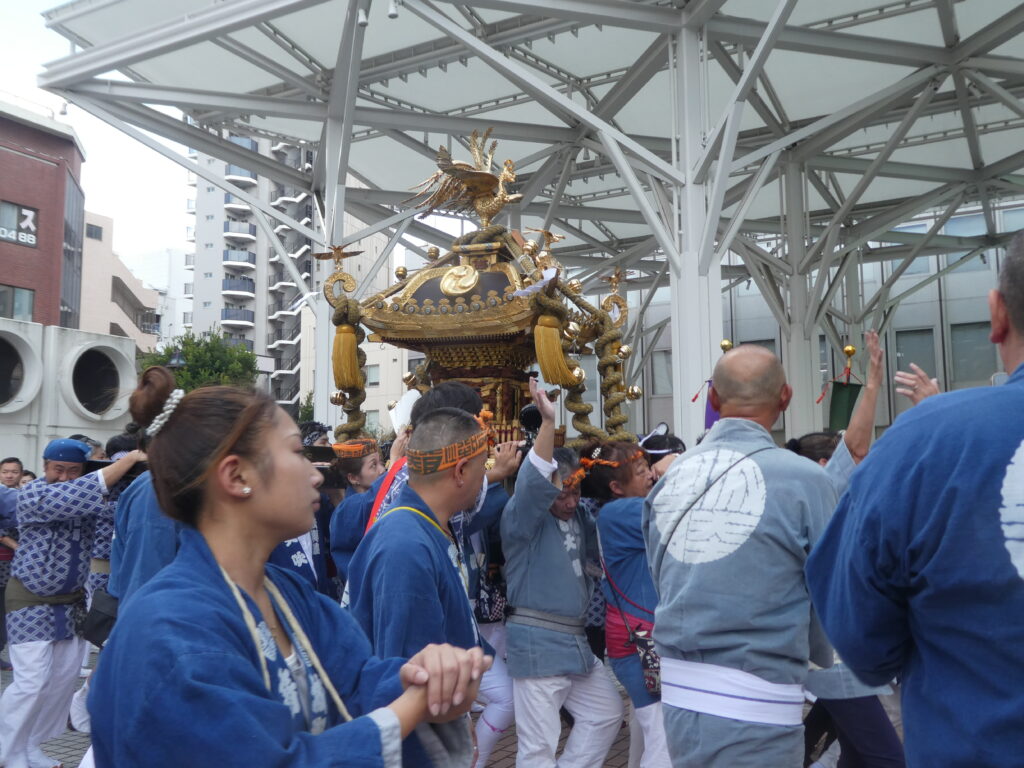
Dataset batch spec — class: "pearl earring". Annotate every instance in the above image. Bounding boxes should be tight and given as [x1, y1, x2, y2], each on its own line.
[242, 487, 252, 495]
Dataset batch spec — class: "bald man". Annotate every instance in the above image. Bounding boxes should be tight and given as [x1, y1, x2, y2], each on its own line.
[643, 345, 839, 767]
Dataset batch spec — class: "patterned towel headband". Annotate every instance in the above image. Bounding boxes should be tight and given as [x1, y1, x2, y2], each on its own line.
[579, 447, 645, 471]
[407, 428, 489, 475]
[560, 467, 586, 490]
[332, 439, 378, 460]
[146, 389, 185, 438]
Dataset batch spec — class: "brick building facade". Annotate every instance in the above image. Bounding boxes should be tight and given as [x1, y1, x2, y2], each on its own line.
[0, 101, 85, 327]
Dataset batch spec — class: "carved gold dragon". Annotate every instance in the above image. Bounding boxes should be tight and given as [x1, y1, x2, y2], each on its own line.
[406, 128, 523, 228]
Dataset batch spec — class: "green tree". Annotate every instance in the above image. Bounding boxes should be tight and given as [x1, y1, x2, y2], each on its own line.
[139, 333, 258, 392]
[297, 391, 315, 423]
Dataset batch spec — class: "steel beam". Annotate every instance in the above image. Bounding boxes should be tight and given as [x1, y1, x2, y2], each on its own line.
[952, 4, 1024, 60]
[353, 218, 414, 300]
[402, 0, 685, 186]
[710, 151, 781, 272]
[214, 35, 325, 98]
[682, 0, 729, 28]
[964, 69, 1024, 119]
[40, 0, 331, 88]
[252, 208, 314, 296]
[428, 0, 681, 33]
[733, 66, 941, 173]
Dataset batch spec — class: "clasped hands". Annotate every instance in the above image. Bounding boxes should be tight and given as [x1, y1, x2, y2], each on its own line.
[399, 644, 493, 722]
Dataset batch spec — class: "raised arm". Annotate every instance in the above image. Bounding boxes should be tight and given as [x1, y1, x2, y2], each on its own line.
[531, 376, 556, 464]
[843, 330, 883, 463]
[894, 363, 941, 405]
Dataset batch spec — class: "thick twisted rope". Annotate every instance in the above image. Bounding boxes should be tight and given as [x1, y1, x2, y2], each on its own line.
[452, 224, 507, 246]
[333, 298, 367, 440]
[531, 290, 603, 446]
[558, 287, 635, 443]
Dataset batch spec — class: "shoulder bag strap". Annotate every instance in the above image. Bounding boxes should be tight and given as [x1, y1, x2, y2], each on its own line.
[650, 446, 774, 584]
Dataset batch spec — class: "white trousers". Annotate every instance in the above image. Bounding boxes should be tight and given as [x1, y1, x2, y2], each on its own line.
[512, 658, 624, 768]
[633, 702, 671, 768]
[0, 637, 86, 768]
[475, 651, 515, 766]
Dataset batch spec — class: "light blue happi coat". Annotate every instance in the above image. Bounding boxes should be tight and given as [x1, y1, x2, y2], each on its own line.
[643, 418, 837, 684]
[9, 472, 109, 643]
[501, 452, 597, 678]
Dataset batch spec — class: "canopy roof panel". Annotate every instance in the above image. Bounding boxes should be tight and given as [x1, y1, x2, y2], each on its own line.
[36, 0, 1024, 308]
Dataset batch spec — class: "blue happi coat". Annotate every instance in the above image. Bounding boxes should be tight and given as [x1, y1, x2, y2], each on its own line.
[643, 418, 837, 685]
[501, 451, 598, 678]
[108, 471, 181, 604]
[347, 484, 480, 659]
[269, 507, 333, 598]
[806, 363, 1024, 767]
[91, 527, 417, 767]
[9, 472, 110, 643]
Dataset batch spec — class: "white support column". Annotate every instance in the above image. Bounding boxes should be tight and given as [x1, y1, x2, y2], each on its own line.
[780, 159, 822, 438]
[671, 26, 723, 447]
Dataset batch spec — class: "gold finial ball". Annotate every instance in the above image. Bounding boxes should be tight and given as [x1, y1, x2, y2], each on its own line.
[402, 371, 417, 387]
[386, 400, 398, 410]
[426, 246, 440, 261]
[843, 344, 857, 358]
[617, 344, 633, 360]
[572, 366, 586, 385]
[330, 390, 347, 406]
[565, 278, 583, 295]
[720, 339, 734, 352]
[395, 266, 408, 280]
[626, 385, 643, 401]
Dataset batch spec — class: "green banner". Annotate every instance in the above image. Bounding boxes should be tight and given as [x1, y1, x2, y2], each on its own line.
[828, 381, 862, 431]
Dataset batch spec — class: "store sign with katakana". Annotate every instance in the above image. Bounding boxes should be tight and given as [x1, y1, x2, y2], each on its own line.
[0, 201, 39, 248]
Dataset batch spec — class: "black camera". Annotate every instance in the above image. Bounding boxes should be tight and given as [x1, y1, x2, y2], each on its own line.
[518, 403, 542, 454]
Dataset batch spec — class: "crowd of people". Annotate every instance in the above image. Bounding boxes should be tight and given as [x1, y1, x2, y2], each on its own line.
[0, 235, 1020, 767]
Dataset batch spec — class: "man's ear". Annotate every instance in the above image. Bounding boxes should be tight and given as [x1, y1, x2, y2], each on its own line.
[608, 479, 625, 498]
[778, 383, 793, 412]
[709, 385, 722, 412]
[989, 289, 1010, 345]
[452, 458, 467, 488]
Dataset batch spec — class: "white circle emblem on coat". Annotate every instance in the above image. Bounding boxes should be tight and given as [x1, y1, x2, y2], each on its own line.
[654, 448, 767, 564]
[999, 438, 1024, 579]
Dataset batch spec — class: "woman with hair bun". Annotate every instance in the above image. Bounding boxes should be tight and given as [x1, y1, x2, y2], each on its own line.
[582, 441, 669, 768]
[88, 367, 489, 768]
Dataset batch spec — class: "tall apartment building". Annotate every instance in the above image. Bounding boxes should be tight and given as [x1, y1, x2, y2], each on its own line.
[187, 134, 408, 424]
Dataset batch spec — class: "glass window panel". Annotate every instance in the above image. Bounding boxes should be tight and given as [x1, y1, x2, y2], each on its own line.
[365, 364, 380, 386]
[651, 350, 672, 396]
[365, 410, 380, 432]
[13, 288, 33, 321]
[1003, 207, 1024, 233]
[894, 329, 936, 416]
[0, 285, 11, 318]
[950, 322, 996, 389]
[942, 213, 989, 272]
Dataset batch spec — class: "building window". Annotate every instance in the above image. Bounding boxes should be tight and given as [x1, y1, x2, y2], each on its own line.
[203, 272, 213, 278]
[365, 364, 380, 386]
[943, 214, 990, 273]
[183, 311, 193, 324]
[365, 410, 380, 432]
[650, 350, 672, 396]
[202, 301, 212, 308]
[894, 328, 936, 416]
[205, 215, 215, 221]
[206, 186, 215, 193]
[205, 243, 213, 249]
[85, 223, 103, 240]
[950, 322, 996, 389]
[0, 285, 35, 321]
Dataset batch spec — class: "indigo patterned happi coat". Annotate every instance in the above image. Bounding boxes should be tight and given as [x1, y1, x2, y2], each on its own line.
[9, 472, 110, 643]
[807, 363, 1024, 767]
[91, 527, 419, 767]
[108, 471, 181, 603]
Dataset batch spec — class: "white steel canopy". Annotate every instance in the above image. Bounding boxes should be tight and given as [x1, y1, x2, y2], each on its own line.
[38, 0, 1024, 441]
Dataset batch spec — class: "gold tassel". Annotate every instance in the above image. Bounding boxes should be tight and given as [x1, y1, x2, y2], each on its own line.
[534, 315, 580, 387]
[333, 324, 360, 389]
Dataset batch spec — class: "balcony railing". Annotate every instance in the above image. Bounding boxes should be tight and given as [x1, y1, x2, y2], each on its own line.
[275, 382, 300, 404]
[221, 308, 255, 323]
[229, 136, 259, 151]
[225, 164, 256, 181]
[224, 337, 255, 352]
[222, 249, 256, 265]
[222, 277, 256, 294]
[184, 253, 195, 268]
[224, 193, 251, 210]
[224, 221, 257, 237]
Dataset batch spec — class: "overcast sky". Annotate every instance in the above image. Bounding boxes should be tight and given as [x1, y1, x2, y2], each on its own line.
[3, 1, 188, 289]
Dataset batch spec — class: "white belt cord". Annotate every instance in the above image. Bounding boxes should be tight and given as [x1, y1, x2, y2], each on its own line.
[660, 657, 804, 727]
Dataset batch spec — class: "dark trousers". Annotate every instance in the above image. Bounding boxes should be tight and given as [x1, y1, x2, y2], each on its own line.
[804, 697, 905, 768]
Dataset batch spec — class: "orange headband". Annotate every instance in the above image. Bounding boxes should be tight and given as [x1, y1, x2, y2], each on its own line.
[560, 467, 586, 490]
[407, 429, 489, 475]
[580, 448, 645, 472]
[332, 439, 378, 460]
